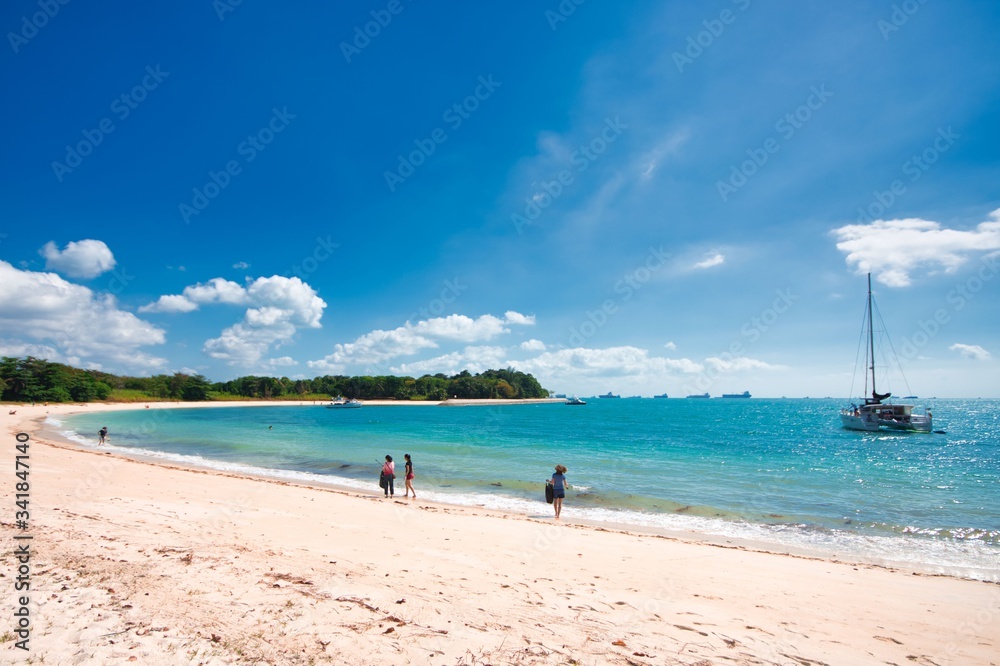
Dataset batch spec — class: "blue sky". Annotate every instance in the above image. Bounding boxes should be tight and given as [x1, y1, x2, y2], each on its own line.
[2, 1, 998, 398]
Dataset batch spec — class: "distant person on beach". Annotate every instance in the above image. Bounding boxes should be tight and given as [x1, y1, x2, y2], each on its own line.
[549, 464, 568, 519]
[382, 455, 395, 498]
[98, 426, 108, 445]
[403, 453, 416, 499]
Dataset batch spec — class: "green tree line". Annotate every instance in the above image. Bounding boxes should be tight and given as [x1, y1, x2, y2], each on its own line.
[0, 357, 548, 403]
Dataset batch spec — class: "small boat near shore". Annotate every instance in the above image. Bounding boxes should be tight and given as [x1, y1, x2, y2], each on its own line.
[839, 273, 932, 433]
[326, 396, 362, 409]
[565, 396, 587, 405]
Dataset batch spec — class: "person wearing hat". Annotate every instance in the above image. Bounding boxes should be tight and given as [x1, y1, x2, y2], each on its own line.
[549, 464, 569, 519]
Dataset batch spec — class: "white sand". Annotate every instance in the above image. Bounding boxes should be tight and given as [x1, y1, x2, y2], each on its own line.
[2, 401, 997, 664]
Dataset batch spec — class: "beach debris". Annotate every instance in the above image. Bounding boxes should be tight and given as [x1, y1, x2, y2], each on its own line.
[395, 598, 406, 604]
[211, 633, 222, 643]
[612, 639, 627, 647]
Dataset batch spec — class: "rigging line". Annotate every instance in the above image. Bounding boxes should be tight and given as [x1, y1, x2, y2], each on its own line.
[870, 296, 917, 398]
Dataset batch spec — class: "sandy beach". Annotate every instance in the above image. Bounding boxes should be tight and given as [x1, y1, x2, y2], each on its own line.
[2, 402, 998, 665]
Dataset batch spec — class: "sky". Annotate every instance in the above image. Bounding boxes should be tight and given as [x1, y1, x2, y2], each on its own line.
[1, 1, 999, 398]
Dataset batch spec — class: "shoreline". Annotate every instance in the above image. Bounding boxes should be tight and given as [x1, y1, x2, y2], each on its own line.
[32, 400, 1000, 583]
[4, 402, 998, 663]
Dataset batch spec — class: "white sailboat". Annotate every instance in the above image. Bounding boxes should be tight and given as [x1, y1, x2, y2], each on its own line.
[840, 273, 933, 433]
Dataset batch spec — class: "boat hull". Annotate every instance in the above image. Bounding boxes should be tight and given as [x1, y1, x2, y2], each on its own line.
[840, 407, 932, 432]
[840, 412, 880, 431]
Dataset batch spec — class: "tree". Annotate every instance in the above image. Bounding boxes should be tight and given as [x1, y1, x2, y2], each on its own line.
[181, 375, 211, 401]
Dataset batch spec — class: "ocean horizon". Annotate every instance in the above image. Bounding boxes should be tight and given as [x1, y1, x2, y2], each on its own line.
[55, 397, 1000, 582]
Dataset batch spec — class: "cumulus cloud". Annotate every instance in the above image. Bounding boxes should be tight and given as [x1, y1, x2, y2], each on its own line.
[832, 209, 1000, 287]
[140, 278, 248, 313]
[0, 260, 167, 371]
[140, 294, 199, 314]
[39, 239, 116, 279]
[309, 312, 533, 373]
[391, 346, 508, 376]
[693, 252, 725, 270]
[202, 276, 326, 367]
[514, 346, 703, 379]
[521, 339, 546, 351]
[137, 275, 325, 368]
[949, 343, 991, 361]
[664, 341, 677, 350]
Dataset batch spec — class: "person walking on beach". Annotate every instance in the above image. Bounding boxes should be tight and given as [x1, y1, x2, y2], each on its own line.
[382, 455, 395, 498]
[403, 453, 416, 499]
[549, 464, 568, 519]
[98, 426, 108, 445]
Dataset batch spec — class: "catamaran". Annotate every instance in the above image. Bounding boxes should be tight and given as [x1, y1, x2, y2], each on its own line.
[326, 396, 362, 409]
[839, 273, 932, 432]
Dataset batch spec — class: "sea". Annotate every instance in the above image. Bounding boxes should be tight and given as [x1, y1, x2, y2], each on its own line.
[53, 398, 1000, 581]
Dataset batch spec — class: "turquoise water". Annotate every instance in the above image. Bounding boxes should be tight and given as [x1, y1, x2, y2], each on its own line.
[57, 398, 1000, 580]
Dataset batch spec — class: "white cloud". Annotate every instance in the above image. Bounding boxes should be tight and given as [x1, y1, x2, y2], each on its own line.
[203, 276, 326, 367]
[39, 239, 116, 279]
[949, 343, 991, 361]
[664, 341, 677, 350]
[187, 278, 249, 306]
[514, 346, 703, 379]
[693, 252, 725, 270]
[140, 277, 248, 313]
[704, 356, 779, 372]
[391, 346, 508, 376]
[638, 129, 690, 181]
[233, 261, 250, 270]
[139, 294, 199, 314]
[832, 209, 1000, 287]
[503, 311, 536, 326]
[0, 260, 167, 371]
[521, 339, 546, 351]
[139, 275, 325, 368]
[309, 312, 533, 372]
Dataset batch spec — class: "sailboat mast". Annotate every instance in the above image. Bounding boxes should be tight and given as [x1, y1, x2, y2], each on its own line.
[867, 272, 877, 400]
